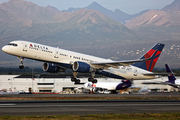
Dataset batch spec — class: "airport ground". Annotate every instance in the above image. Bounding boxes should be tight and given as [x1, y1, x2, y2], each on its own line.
[1, 92, 180, 99]
[1, 75, 180, 118]
[0, 93, 180, 117]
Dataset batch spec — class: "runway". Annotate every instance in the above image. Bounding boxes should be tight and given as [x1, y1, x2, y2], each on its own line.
[0, 100, 180, 116]
[1, 92, 180, 98]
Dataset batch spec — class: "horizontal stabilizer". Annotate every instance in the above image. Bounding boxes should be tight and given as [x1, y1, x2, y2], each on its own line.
[91, 49, 158, 69]
[143, 73, 172, 76]
[142, 82, 166, 85]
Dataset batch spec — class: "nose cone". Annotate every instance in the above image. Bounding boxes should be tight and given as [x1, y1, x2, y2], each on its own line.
[2, 46, 6, 52]
[2, 45, 9, 53]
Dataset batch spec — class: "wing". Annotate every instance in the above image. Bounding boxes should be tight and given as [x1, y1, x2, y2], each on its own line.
[91, 50, 157, 69]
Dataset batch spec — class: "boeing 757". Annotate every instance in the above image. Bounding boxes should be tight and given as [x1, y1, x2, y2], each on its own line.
[2, 41, 164, 83]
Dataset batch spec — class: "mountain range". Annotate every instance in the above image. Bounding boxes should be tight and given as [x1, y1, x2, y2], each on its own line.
[126, 0, 180, 41]
[62, 1, 149, 24]
[0, 0, 180, 68]
[0, 0, 137, 44]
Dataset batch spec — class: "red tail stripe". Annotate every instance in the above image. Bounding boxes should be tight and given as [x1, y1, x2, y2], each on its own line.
[150, 57, 159, 72]
[144, 49, 156, 71]
[144, 49, 156, 59]
[156, 51, 161, 56]
[146, 60, 151, 71]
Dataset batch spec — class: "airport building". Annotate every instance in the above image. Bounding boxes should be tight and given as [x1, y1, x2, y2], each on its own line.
[0, 75, 177, 94]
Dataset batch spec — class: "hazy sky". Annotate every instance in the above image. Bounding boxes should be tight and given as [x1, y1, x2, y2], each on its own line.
[0, 0, 174, 14]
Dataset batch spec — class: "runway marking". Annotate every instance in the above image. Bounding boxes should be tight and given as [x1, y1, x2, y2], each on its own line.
[0, 104, 180, 108]
[39, 104, 180, 107]
[0, 104, 16, 106]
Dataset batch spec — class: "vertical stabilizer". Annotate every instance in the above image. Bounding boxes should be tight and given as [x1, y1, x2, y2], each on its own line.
[165, 64, 176, 84]
[133, 43, 164, 72]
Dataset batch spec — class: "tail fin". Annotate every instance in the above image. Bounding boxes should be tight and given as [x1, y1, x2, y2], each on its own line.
[133, 43, 164, 72]
[165, 64, 176, 84]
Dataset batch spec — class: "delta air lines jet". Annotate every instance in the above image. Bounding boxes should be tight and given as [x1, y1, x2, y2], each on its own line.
[2, 41, 164, 83]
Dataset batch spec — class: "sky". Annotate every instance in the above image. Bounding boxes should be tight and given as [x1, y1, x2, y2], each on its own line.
[0, 0, 174, 14]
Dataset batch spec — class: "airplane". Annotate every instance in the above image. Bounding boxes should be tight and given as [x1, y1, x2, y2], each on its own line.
[2, 40, 164, 83]
[142, 64, 180, 89]
[83, 79, 132, 93]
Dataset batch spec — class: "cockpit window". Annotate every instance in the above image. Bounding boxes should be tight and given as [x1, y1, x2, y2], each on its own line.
[7, 43, 18, 47]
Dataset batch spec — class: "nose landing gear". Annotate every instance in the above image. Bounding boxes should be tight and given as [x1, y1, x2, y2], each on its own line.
[18, 57, 24, 69]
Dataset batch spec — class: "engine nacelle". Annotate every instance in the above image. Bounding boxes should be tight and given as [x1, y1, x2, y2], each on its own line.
[43, 63, 65, 73]
[90, 87, 97, 93]
[72, 61, 94, 73]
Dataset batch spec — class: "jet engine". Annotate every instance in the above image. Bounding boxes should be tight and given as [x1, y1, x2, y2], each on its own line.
[72, 61, 94, 73]
[90, 87, 97, 93]
[43, 63, 65, 73]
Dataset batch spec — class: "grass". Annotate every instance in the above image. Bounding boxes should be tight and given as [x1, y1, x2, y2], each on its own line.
[0, 113, 180, 120]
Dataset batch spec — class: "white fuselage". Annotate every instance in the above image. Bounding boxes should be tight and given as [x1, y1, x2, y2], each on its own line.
[2, 40, 155, 80]
[175, 79, 180, 85]
[84, 82, 120, 90]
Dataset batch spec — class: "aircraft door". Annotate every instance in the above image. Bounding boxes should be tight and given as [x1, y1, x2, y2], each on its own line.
[23, 44, 27, 52]
[134, 69, 137, 76]
[54, 50, 59, 58]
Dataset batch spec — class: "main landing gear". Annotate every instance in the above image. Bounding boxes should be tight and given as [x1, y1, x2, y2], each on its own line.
[88, 72, 97, 83]
[88, 77, 97, 83]
[71, 77, 81, 84]
[18, 57, 24, 69]
[71, 71, 98, 84]
[71, 71, 81, 84]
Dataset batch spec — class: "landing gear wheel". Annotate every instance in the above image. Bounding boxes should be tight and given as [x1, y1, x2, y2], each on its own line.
[71, 78, 76, 82]
[75, 79, 80, 84]
[88, 77, 98, 83]
[92, 79, 97, 83]
[72, 77, 81, 84]
[88, 78, 93, 82]
[19, 65, 24, 69]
